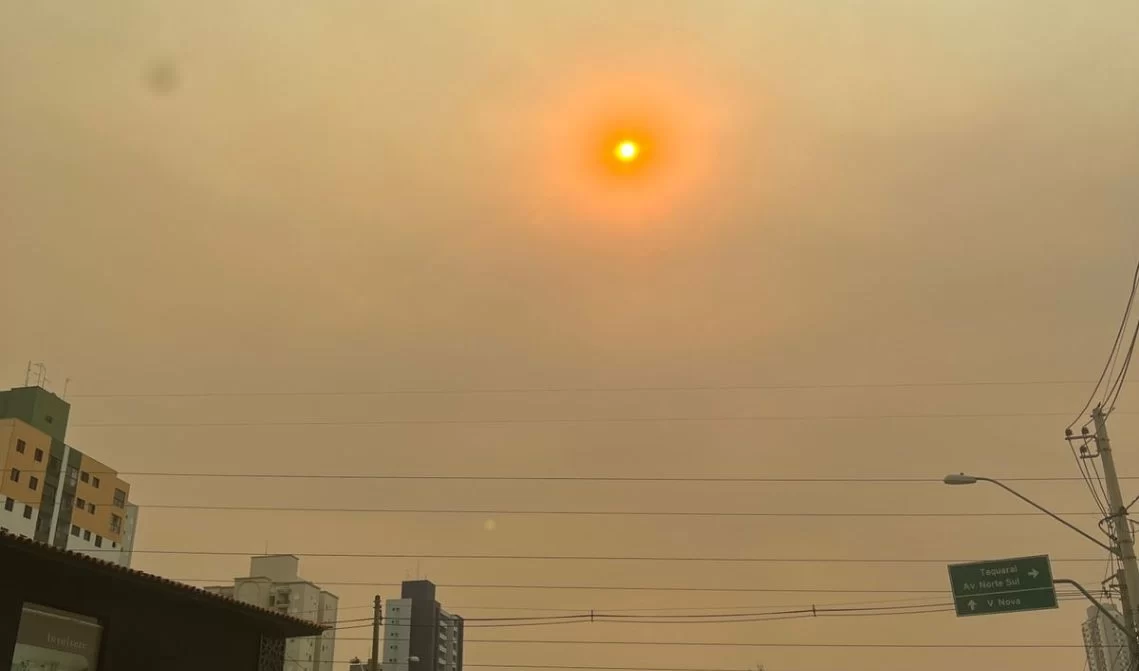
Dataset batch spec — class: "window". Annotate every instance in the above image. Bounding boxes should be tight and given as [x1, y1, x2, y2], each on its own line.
[61, 493, 73, 509]
[66, 466, 78, 487]
[9, 468, 19, 483]
[76, 497, 86, 510]
[94, 535, 102, 548]
[28, 476, 38, 491]
[71, 525, 79, 537]
[111, 541, 116, 548]
[83, 530, 91, 541]
[3, 497, 13, 512]
[92, 476, 100, 488]
[33, 448, 44, 463]
[110, 514, 122, 533]
[113, 488, 126, 508]
[22, 505, 32, 519]
[15, 439, 25, 454]
[48, 455, 61, 472]
[87, 503, 95, 514]
[80, 471, 89, 483]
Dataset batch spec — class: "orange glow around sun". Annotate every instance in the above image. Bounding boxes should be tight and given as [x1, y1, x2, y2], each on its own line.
[510, 59, 737, 229]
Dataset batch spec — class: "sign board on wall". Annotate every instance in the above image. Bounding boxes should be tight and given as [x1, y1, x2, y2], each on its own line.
[10, 603, 102, 671]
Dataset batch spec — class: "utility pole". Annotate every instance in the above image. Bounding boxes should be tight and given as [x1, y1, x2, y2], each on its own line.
[371, 595, 383, 671]
[1091, 404, 1139, 660]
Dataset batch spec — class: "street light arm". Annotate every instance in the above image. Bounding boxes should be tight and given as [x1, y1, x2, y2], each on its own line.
[976, 477, 1119, 556]
[1054, 579, 1131, 636]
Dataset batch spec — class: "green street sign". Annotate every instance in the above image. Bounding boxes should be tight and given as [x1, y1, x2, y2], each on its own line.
[947, 555, 1057, 617]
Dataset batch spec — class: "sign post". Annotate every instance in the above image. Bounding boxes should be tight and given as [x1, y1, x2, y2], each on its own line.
[947, 555, 1058, 617]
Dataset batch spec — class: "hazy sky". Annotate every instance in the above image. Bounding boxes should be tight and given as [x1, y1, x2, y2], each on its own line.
[3, 1, 1139, 669]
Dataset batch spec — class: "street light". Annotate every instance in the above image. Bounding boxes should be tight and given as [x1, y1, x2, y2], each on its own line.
[943, 471, 1138, 654]
[941, 473, 1116, 555]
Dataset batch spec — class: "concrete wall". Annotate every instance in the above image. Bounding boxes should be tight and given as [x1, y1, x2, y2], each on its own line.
[0, 497, 38, 537]
[382, 598, 413, 671]
[251, 554, 302, 582]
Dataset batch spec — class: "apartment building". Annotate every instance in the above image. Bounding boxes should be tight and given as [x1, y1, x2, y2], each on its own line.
[0, 385, 138, 566]
[1083, 604, 1135, 671]
[382, 580, 463, 671]
[205, 555, 339, 671]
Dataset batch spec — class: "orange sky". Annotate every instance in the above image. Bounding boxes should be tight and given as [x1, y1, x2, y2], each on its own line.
[3, 1, 1139, 669]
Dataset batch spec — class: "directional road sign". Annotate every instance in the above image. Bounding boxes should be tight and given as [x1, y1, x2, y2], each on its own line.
[947, 555, 1057, 617]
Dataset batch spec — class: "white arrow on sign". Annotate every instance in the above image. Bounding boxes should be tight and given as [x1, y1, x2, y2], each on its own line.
[968, 600, 977, 611]
[1028, 569, 1040, 579]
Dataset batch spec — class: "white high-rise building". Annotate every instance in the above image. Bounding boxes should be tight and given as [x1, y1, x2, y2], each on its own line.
[205, 555, 338, 671]
[1083, 604, 1134, 671]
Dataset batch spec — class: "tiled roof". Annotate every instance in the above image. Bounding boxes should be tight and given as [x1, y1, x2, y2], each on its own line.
[0, 531, 325, 639]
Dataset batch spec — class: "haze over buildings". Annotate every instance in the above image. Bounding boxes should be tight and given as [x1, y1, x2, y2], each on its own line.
[3, 1, 1139, 669]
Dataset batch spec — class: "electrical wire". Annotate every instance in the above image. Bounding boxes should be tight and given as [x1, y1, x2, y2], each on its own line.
[1067, 259, 1139, 430]
[1106, 312, 1139, 412]
[11, 468, 1139, 484]
[1088, 455, 1113, 515]
[175, 578, 1097, 596]
[1070, 437, 1110, 518]
[67, 379, 1094, 399]
[318, 595, 1090, 632]
[67, 410, 1139, 428]
[398, 638, 1100, 649]
[90, 503, 1113, 518]
[83, 548, 1113, 563]
[1102, 262, 1139, 407]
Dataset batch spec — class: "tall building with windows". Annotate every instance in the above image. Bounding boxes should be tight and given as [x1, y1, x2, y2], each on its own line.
[382, 580, 463, 671]
[1083, 604, 1134, 671]
[205, 555, 339, 671]
[0, 385, 138, 566]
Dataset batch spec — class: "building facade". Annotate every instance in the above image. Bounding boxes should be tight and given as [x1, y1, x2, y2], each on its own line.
[1083, 604, 1134, 671]
[383, 580, 463, 671]
[0, 530, 323, 671]
[0, 385, 138, 566]
[206, 554, 339, 671]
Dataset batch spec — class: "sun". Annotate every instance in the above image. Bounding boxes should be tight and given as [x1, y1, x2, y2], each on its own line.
[613, 140, 640, 163]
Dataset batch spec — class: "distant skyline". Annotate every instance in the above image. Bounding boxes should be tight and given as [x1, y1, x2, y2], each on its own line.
[3, 1, 1139, 669]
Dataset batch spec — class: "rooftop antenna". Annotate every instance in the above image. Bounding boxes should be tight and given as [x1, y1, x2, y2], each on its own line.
[25, 362, 49, 389]
[63, 378, 72, 399]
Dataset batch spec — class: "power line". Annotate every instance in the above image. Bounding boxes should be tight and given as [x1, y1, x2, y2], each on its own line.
[67, 379, 1094, 399]
[109, 503, 1113, 518]
[1106, 305, 1139, 411]
[177, 578, 1100, 596]
[11, 468, 1139, 484]
[67, 410, 1139, 428]
[320, 594, 1091, 632]
[1069, 259, 1139, 429]
[88, 548, 1111, 563]
[1102, 262, 1139, 408]
[431, 638, 1093, 650]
